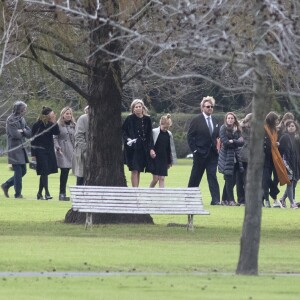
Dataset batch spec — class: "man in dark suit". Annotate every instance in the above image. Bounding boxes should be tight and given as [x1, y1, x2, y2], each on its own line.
[187, 96, 220, 205]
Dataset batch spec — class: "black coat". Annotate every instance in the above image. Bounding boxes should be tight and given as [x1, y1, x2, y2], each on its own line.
[122, 114, 154, 172]
[218, 125, 244, 176]
[31, 120, 60, 175]
[279, 133, 299, 181]
[187, 113, 219, 158]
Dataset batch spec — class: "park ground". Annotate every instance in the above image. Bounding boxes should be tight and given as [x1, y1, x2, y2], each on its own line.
[0, 157, 300, 299]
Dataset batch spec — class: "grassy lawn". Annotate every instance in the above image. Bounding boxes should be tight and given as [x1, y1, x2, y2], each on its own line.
[0, 156, 300, 299]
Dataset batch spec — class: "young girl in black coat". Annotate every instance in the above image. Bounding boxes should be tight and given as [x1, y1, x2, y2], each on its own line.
[278, 120, 300, 209]
[149, 114, 177, 188]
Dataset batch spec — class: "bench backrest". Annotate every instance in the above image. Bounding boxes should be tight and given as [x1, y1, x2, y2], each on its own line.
[70, 186, 209, 215]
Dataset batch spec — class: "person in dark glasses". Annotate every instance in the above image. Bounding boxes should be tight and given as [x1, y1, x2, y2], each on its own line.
[187, 96, 221, 205]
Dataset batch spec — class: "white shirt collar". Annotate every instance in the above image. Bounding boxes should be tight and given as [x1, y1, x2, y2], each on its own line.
[203, 112, 211, 119]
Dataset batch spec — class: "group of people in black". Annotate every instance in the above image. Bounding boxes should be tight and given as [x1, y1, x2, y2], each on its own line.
[187, 97, 300, 208]
[1, 102, 80, 200]
[2, 98, 299, 209]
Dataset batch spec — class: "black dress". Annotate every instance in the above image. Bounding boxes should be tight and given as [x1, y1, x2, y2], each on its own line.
[152, 130, 171, 176]
[122, 114, 153, 172]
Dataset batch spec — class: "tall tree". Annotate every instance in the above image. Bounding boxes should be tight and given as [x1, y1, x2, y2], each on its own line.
[7, 0, 300, 273]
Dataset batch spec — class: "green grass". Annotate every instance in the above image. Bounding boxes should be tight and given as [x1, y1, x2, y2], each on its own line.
[0, 156, 300, 299]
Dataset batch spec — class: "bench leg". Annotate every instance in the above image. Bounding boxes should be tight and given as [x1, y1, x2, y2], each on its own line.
[187, 214, 194, 231]
[85, 212, 93, 230]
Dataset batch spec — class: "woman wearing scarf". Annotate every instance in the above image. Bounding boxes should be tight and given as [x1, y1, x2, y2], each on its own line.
[263, 112, 290, 208]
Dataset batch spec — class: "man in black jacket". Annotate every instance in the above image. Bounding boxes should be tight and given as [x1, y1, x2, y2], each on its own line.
[187, 96, 220, 205]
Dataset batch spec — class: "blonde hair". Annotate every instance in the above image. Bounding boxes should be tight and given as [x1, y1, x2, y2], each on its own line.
[130, 99, 149, 115]
[38, 106, 53, 125]
[160, 113, 172, 128]
[240, 113, 252, 128]
[57, 106, 76, 126]
[200, 96, 215, 111]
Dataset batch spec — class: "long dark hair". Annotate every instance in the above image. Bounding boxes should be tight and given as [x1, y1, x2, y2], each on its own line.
[285, 120, 300, 140]
[224, 112, 241, 133]
[265, 111, 279, 132]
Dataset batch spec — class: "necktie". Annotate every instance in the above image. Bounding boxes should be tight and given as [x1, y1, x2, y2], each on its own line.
[207, 117, 213, 136]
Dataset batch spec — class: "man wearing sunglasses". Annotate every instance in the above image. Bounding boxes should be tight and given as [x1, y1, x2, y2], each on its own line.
[187, 96, 220, 205]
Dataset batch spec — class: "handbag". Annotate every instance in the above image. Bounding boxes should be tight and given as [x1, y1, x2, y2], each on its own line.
[283, 156, 293, 180]
[29, 161, 37, 170]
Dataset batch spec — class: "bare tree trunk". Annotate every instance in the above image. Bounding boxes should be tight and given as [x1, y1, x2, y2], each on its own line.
[236, 64, 269, 274]
[236, 0, 272, 274]
[65, 0, 153, 224]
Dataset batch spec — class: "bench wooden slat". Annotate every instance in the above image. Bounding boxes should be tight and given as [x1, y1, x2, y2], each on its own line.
[70, 186, 209, 230]
[73, 208, 209, 215]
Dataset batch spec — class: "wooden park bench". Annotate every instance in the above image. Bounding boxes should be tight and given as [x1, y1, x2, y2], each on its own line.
[70, 186, 209, 230]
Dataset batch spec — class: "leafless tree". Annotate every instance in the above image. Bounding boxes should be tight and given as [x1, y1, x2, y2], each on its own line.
[9, 0, 300, 274]
[0, 0, 33, 126]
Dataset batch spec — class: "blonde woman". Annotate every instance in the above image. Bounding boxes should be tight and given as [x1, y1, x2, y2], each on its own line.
[53, 107, 76, 201]
[150, 114, 177, 188]
[31, 107, 60, 200]
[122, 99, 155, 187]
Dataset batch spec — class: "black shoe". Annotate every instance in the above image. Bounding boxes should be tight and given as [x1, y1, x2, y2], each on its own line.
[1, 184, 9, 198]
[211, 201, 221, 205]
[45, 194, 53, 200]
[59, 194, 70, 201]
[15, 195, 23, 199]
[37, 193, 44, 200]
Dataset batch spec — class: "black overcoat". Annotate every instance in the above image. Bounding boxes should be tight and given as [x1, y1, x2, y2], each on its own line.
[218, 124, 244, 176]
[122, 114, 154, 172]
[31, 120, 60, 175]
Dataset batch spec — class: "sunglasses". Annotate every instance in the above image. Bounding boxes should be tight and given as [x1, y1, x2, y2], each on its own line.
[204, 105, 214, 108]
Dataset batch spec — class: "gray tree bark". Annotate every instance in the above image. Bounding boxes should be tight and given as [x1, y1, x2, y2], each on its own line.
[236, 1, 273, 275]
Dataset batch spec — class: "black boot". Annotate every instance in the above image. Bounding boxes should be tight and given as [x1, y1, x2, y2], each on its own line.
[59, 194, 70, 201]
[37, 193, 44, 200]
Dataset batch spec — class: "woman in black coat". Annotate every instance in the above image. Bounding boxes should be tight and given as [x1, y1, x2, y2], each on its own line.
[122, 99, 155, 187]
[278, 120, 300, 209]
[31, 107, 60, 200]
[218, 112, 244, 206]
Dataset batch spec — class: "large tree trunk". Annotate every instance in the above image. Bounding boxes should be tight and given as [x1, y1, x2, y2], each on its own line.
[65, 0, 153, 224]
[236, 1, 272, 274]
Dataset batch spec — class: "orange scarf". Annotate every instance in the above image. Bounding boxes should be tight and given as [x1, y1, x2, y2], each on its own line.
[264, 125, 290, 186]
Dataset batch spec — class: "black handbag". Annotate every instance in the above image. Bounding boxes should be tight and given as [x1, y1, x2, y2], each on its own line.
[29, 161, 37, 170]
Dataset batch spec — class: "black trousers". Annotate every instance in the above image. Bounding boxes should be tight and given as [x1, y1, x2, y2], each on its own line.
[188, 151, 220, 204]
[222, 162, 247, 204]
[60, 168, 70, 194]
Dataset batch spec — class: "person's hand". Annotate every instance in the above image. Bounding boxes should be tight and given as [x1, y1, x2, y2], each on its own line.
[229, 139, 233, 143]
[17, 129, 23, 133]
[127, 138, 137, 146]
[32, 156, 36, 161]
[150, 149, 156, 158]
